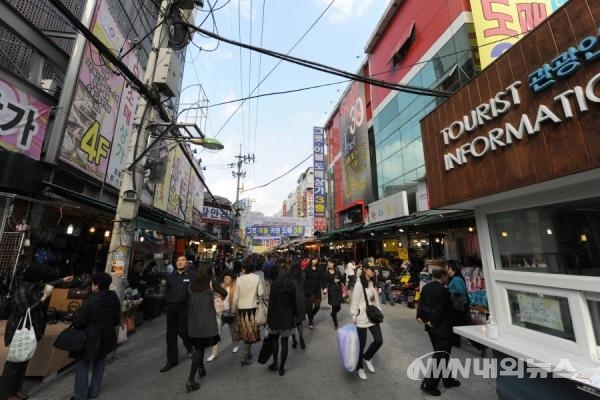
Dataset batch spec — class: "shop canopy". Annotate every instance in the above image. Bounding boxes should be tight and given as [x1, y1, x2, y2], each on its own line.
[317, 223, 364, 242]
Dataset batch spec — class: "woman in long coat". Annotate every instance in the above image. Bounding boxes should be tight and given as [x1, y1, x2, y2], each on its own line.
[265, 265, 297, 376]
[324, 259, 344, 330]
[71, 272, 121, 400]
[289, 260, 306, 349]
[186, 264, 227, 392]
[0, 266, 72, 400]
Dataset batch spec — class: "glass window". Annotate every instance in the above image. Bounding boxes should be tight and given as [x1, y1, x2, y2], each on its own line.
[488, 197, 600, 276]
[588, 298, 600, 346]
[507, 289, 575, 341]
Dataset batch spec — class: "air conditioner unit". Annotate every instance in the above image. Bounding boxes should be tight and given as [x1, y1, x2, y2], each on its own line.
[153, 47, 183, 97]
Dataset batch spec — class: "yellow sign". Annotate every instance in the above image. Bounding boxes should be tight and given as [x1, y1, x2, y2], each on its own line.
[470, 0, 568, 69]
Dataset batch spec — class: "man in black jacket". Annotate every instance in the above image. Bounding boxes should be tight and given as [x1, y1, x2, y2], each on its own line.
[160, 255, 195, 372]
[416, 268, 460, 397]
[70, 272, 121, 400]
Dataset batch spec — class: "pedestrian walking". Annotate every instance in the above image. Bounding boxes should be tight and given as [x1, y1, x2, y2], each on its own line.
[345, 258, 357, 290]
[304, 257, 324, 329]
[0, 266, 73, 400]
[232, 262, 264, 365]
[70, 272, 121, 400]
[185, 264, 227, 393]
[416, 268, 461, 396]
[324, 259, 344, 330]
[350, 264, 383, 381]
[160, 255, 195, 373]
[447, 261, 487, 356]
[289, 260, 306, 350]
[265, 264, 297, 376]
[206, 270, 240, 362]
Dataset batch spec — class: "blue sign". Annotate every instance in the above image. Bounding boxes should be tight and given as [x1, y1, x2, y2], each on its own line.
[313, 127, 327, 223]
[529, 28, 600, 93]
[245, 225, 305, 237]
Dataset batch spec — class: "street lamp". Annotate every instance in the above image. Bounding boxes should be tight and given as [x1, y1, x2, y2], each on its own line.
[170, 136, 224, 150]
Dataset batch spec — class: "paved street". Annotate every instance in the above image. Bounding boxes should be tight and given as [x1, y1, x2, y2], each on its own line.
[23, 302, 496, 399]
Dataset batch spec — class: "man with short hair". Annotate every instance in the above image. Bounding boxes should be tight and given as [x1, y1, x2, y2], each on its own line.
[160, 255, 195, 372]
[416, 268, 460, 396]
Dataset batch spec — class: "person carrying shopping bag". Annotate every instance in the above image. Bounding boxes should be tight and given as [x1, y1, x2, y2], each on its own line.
[0, 265, 73, 400]
[349, 264, 383, 381]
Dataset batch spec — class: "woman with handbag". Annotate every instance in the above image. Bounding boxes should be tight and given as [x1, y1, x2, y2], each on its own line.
[232, 262, 264, 366]
[0, 265, 72, 400]
[185, 264, 227, 393]
[70, 272, 121, 400]
[447, 262, 487, 356]
[206, 271, 240, 362]
[350, 264, 383, 381]
[265, 264, 297, 376]
[324, 259, 344, 330]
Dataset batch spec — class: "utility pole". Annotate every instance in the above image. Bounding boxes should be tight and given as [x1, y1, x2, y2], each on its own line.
[104, 0, 192, 275]
[229, 145, 255, 250]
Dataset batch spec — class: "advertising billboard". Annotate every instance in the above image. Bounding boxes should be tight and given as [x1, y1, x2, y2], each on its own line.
[470, 0, 570, 69]
[340, 81, 373, 205]
[0, 79, 51, 160]
[58, 0, 143, 183]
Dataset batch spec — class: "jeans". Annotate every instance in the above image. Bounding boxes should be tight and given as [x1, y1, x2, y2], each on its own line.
[74, 358, 106, 400]
[356, 324, 383, 369]
[0, 360, 28, 399]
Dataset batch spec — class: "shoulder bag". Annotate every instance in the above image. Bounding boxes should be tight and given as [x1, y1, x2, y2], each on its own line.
[362, 283, 384, 324]
[254, 299, 267, 327]
[7, 308, 37, 362]
[54, 325, 87, 353]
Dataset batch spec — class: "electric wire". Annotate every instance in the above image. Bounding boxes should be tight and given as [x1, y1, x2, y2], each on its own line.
[243, 153, 313, 192]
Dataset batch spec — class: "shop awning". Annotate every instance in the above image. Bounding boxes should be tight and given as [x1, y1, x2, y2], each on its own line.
[317, 223, 363, 242]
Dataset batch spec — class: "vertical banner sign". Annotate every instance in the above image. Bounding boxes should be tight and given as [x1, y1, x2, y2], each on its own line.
[167, 146, 187, 218]
[59, 0, 143, 182]
[313, 127, 327, 232]
[186, 173, 199, 224]
[153, 146, 175, 212]
[470, 0, 569, 69]
[0, 79, 51, 160]
[340, 81, 372, 205]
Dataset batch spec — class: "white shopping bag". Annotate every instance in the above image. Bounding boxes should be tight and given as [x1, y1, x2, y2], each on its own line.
[337, 323, 359, 372]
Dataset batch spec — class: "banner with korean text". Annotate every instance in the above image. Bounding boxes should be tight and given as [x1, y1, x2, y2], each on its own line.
[470, 0, 570, 69]
[313, 127, 327, 232]
[0, 79, 51, 160]
[59, 0, 143, 183]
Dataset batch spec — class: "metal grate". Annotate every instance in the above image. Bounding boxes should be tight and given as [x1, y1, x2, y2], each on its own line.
[0, 232, 24, 294]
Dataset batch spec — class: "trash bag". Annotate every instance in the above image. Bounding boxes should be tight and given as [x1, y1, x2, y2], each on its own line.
[337, 323, 359, 372]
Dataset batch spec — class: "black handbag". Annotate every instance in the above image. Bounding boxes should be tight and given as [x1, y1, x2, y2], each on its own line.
[257, 336, 272, 364]
[54, 326, 87, 352]
[221, 310, 235, 324]
[362, 283, 384, 324]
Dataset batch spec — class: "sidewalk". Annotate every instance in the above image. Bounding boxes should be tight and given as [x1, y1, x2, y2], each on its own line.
[22, 301, 497, 399]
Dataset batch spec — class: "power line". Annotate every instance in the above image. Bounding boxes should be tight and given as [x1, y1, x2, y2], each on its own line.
[243, 153, 313, 192]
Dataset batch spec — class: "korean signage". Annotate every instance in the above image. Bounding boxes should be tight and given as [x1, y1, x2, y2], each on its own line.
[470, 0, 569, 69]
[340, 82, 373, 204]
[246, 225, 305, 237]
[0, 79, 51, 160]
[313, 127, 327, 225]
[421, 0, 600, 208]
[440, 26, 600, 171]
[306, 190, 314, 218]
[59, 0, 143, 184]
[202, 205, 231, 224]
[366, 191, 409, 224]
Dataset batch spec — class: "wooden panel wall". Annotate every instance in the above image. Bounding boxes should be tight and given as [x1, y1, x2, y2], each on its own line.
[421, 0, 600, 208]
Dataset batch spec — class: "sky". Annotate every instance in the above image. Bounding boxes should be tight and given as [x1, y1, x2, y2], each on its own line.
[179, 0, 389, 216]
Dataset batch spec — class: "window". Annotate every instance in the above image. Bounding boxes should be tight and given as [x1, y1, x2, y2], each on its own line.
[488, 197, 600, 276]
[507, 289, 575, 341]
[587, 293, 600, 347]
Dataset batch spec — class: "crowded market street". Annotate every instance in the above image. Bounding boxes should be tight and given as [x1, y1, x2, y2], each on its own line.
[23, 301, 496, 399]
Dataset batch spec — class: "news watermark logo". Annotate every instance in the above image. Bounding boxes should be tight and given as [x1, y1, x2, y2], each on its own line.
[407, 352, 576, 380]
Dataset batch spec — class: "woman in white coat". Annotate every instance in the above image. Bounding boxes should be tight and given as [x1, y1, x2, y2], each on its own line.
[350, 264, 383, 380]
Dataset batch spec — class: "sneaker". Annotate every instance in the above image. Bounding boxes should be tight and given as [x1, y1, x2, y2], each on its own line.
[232, 345, 240, 353]
[206, 353, 217, 362]
[357, 368, 367, 380]
[364, 359, 375, 373]
[421, 386, 441, 396]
